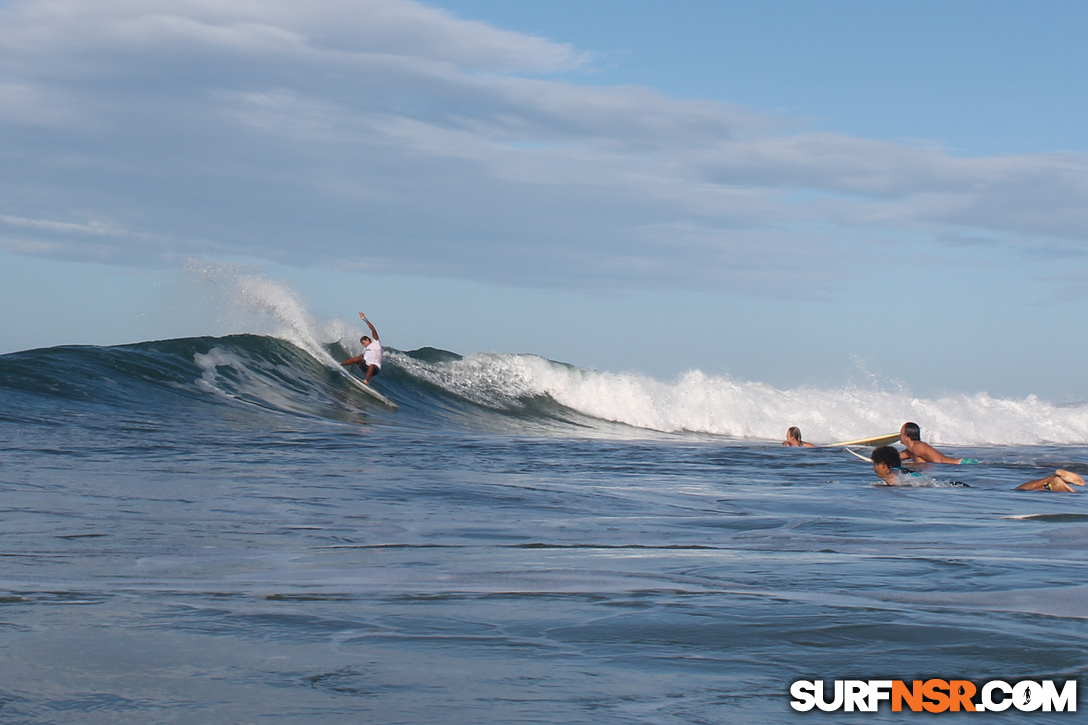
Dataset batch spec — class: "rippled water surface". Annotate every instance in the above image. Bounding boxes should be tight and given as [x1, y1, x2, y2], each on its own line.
[2, 337, 1086, 723]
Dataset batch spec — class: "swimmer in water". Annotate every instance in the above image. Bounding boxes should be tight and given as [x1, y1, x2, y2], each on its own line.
[898, 422, 977, 464]
[871, 446, 916, 485]
[1015, 470, 1085, 492]
[782, 427, 815, 448]
[872, 446, 1083, 492]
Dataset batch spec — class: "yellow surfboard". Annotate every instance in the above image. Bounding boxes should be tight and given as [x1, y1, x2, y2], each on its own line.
[824, 433, 899, 448]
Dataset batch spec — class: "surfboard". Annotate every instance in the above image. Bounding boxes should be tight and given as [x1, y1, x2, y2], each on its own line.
[340, 369, 399, 409]
[825, 433, 900, 448]
[1005, 513, 1088, 522]
[844, 446, 873, 462]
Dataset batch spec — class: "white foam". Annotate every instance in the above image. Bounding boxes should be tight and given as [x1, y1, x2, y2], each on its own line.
[399, 352, 1088, 445]
[181, 259, 348, 368]
[174, 261, 1088, 445]
[193, 347, 248, 399]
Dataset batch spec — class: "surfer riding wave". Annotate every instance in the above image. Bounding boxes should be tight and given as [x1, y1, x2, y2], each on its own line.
[340, 312, 383, 384]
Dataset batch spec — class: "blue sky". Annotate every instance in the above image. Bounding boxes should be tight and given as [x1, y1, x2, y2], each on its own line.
[2, 0, 1087, 399]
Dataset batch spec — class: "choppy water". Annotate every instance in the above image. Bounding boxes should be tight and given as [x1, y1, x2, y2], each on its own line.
[2, 323, 1087, 723]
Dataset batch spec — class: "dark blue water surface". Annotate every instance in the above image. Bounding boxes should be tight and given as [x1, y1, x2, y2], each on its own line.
[1, 336, 1085, 723]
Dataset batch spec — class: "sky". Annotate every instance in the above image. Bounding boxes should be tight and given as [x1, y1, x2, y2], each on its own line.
[1, 0, 1087, 400]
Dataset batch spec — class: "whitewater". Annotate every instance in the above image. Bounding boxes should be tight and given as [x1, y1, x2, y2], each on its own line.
[1, 269, 1086, 723]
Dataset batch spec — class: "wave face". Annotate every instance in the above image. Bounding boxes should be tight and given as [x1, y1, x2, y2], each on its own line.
[3, 262, 1086, 445]
[3, 332, 1088, 447]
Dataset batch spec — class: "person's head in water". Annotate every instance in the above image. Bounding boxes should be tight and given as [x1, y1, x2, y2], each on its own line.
[871, 446, 902, 470]
[871, 445, 903, 482]
[784, 426, 814, 447]
[901, 422, 921, 442]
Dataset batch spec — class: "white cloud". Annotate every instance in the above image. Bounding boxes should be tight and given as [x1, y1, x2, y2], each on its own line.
[1, 214, 113, 234]
[2, 0, 586, 73]
[0, 0, 1086, 294]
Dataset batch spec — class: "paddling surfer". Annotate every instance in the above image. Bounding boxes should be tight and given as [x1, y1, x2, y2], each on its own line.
[340, 312, 383, 385]
[898, 422, 977, 464]
[871, 446, 916, 485]
[872, 446, 1082, 492]
[870, 446, 970, 486]
[1015, 469, 1085, 492]
[870, 446, 972, 486]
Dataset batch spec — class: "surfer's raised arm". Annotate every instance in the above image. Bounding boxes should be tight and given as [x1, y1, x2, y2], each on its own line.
[359, 312, 379, 340]
[340, 312, 384, 384]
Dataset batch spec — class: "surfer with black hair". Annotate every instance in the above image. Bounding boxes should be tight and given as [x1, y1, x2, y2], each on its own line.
[340, 312, 383, 385]
[871, 445, 914, 485]
[873, 445, 1083, 492]
[899, 422, 977, 464]
[872, 446, 968, 487]
[782, 427, 815, 447]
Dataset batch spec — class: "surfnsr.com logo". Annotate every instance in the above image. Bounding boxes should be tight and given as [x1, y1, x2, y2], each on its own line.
[790, 679, 1077, 713]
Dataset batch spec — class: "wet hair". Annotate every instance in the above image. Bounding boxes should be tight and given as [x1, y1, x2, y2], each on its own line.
[871, 446, 902, 470]
[360, 336, 372, 345]
[902, 422, 921, 441]
[787, 426, 803, 442]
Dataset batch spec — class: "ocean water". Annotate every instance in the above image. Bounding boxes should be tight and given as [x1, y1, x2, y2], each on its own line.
[2, 282, 1087, 723]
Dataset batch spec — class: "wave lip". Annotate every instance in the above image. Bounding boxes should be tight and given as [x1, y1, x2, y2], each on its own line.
[4, 335, 1088, 446]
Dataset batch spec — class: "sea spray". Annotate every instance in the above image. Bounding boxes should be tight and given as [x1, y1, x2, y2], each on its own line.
[396, 350, 1088, 445]
[181, 258, 356, 368]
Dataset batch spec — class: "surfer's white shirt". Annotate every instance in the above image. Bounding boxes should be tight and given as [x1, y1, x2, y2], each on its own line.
[363, 339, 383, 368]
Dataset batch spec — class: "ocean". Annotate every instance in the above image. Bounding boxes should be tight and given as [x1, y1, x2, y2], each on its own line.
[2, 281, 1087, 723]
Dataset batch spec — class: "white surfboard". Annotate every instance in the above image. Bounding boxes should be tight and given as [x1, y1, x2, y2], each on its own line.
[340, 370, 398, 409]
[825, 433, 900, 448]
[844, 446, 873, 462]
